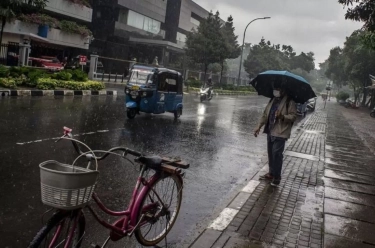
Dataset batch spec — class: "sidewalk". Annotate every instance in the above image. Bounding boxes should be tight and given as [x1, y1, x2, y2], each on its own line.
[189, 101, 375, 248]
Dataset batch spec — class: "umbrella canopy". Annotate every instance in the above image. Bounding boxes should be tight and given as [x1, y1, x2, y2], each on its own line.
[250, 70, 317, 104]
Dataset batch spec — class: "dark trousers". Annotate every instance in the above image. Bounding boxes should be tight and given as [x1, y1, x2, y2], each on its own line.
[267, 135, 286, 179]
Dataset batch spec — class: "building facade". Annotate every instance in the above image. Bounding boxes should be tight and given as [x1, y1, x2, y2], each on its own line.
[89, 0, 211, 73]
[1, 0, 93, 65]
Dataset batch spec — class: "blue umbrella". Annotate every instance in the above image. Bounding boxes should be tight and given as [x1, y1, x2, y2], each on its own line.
[250, 70, 316, 104]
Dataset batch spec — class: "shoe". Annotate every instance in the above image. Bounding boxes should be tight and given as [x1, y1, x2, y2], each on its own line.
[259, 173, 274, 180]
[271, 178, 281, 186]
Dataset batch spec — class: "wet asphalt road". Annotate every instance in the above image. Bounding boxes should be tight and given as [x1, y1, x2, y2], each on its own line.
[0, 94, 271, 247]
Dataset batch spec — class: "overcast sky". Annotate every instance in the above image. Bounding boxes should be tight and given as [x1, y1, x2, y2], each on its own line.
[198, 0, 362, 68]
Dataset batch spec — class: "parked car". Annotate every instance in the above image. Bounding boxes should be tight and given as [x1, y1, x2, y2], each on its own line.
[32, 56, 64, 71]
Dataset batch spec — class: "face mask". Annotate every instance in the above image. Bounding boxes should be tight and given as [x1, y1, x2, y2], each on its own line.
[273, 90, 281, 98]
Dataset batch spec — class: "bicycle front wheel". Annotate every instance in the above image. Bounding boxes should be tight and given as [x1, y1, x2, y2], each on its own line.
[28, 210, 85, 248]
[135, 174, 183, 246]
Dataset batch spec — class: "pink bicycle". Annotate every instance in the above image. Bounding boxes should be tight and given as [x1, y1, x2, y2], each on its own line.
[28, 127, 189, 247]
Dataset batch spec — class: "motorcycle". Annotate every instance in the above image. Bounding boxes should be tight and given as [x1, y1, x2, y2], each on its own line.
[200, 86, 214, 102]
[371, 108, 375, 118]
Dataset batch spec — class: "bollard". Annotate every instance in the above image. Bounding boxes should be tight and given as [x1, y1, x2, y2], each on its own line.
[115, 73, 117, 83]
[121, 74, 124, 83]
[108, 72, 111, 82]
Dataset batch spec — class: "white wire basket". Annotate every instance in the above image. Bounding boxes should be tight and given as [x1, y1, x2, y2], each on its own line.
[39, 160, 99, 210]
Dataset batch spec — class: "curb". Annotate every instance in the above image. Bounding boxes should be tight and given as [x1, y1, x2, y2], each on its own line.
[0, 89, 117, 97]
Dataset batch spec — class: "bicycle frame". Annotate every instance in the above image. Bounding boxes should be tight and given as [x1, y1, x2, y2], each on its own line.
[60, 164, 168, 247]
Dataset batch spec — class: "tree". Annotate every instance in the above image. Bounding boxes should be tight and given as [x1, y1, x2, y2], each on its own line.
[326, 30, 375, 105]
[0, 0, 47, 45]
[338, 0, 375, 49]
[218, 15, 241, 84]
[243, 38, 288, 78]
[325, 47, 347, 88]
[243, 38, 315, 79]
[185, 11, 223, 80]
[290, 52, 315, 73]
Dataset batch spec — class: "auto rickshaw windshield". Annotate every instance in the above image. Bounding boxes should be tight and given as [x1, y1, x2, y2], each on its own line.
[129, 69, 154, 85]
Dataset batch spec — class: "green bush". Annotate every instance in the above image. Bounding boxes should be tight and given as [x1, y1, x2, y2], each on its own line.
[57, 80, 104, 90]
[0, 65, 9, 77]
[36, 78, 57, 90]
[85, 80, 105, 90]
[54, 71, 72, 81]
[336, 91, 350, 101]
[0, 78, 17, 89]
[65, 69, 88, 82]
[27, 70, 47, 87]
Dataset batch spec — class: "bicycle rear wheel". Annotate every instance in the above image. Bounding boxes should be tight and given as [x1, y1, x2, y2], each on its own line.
[134, 174, 183, 246]
[28, 210, 85, 248]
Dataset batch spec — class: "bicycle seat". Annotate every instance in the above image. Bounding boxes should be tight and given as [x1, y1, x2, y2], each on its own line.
[138, 155, 162, 169]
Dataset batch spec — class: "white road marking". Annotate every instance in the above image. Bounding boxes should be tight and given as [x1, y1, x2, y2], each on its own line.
[242, 180, 260, 194]
[16, 129, 120, 145]
[208, 208, 239, 231]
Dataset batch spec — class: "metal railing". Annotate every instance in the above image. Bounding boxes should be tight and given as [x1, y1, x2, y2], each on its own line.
[93, 72, 127, 83]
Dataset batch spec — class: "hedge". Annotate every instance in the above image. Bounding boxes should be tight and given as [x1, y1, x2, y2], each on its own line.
[0, 66, 103, 90]
[37, 78, 105, 90]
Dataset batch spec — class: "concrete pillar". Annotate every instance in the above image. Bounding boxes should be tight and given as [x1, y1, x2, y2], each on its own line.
[18, 41, 31, 67]
[88, 54, 99, 80]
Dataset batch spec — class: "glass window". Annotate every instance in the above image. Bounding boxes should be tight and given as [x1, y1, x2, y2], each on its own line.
[177, 32, 187, 43]
[129, 69, 153, 85]
[128, 10, 144, 30]
[190, 16, 200, 26]
[126, 10, 161, 34]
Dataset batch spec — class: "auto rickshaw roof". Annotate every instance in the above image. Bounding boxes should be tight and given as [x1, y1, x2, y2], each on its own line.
[132, 64, 181, 76]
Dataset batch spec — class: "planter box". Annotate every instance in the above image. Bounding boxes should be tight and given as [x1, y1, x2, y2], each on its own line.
[47, 28, 89, 50]
[3, 20, 38, 35]
[45, 0, 92, 22]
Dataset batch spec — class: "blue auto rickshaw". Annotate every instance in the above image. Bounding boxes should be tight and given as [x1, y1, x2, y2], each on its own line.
[125, 65, 184, 119]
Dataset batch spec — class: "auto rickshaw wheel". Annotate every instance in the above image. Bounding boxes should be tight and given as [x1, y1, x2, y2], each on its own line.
[127, 109, 137, 119]
[174, 108, 182, 119]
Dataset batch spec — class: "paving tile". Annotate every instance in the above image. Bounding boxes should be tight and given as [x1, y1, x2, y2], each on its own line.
[325, 198, 375, 224]
[324, 233, 374, 248]
[191, 229, 222, 248]
[325, 214, 375, 244]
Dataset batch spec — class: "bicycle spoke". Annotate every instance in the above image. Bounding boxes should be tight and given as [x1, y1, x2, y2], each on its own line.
[136, 175, 182, 244]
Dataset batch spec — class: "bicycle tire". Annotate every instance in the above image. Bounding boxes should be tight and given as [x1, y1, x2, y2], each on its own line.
[28, 210, 85, 248]
[134, 174, 183, 246]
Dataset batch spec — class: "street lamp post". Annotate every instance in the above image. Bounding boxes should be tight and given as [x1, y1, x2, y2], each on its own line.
[237, 17, 271, 86]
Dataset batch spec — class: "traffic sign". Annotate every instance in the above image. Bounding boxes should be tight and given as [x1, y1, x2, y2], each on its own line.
[79, 55, 87, 65]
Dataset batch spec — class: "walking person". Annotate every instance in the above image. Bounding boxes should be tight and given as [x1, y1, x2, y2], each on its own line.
[253, 81, 297, 186]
